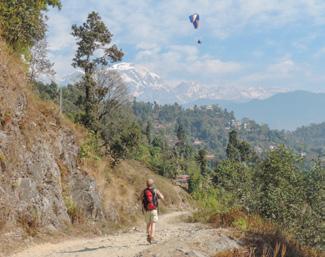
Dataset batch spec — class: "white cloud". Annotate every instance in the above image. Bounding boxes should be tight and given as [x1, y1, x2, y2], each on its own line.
[267, 57, 298, 76]
[303, 0, 325, 24]
[134, 44, 242, 82]
[187, 58, 242, 75]
[48, 52, 75, 79]
[47, 12, 74, 51]
[45, 0, 325, 93]
[235, 57, 321, 91]
[241, 57, 298, 83]
[51, 0, 325, 41]
[313, 47, 325, 59]
[49, 0, 325, 54]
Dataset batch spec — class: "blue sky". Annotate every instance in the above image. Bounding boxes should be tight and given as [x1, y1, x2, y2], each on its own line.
[47, 0, 325, 93]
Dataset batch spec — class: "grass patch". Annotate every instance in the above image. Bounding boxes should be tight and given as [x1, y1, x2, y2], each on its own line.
[79, 132, 102, 160]
[64, 196, 84, 224]
[232, 217, 248, 231]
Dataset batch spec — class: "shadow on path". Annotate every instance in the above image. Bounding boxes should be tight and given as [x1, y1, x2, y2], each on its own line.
[59, 246, 111, 254]
[59, 242, 149, 254]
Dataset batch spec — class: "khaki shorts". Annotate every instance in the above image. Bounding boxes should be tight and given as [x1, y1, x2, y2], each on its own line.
[144, 209, 158, 224]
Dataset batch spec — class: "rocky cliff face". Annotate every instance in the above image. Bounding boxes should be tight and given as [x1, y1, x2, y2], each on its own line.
[0, 46, 103, 236]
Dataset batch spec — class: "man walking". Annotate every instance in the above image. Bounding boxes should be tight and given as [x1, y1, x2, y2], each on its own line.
[142, 178, 165, 244]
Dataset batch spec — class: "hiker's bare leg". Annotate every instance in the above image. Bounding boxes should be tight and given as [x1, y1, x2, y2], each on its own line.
[151, 222, 156, 238]
[147, 223, 151, 236]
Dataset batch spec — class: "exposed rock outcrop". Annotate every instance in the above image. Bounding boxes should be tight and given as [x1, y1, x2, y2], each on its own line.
[0, 47, 103, 235]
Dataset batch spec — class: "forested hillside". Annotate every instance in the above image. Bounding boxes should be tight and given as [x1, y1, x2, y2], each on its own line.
[36, 83, 325, 164]
[132, 102, 234, 159]
[132, 101, 324, 163]
[289, 122, 325, 160]
[186, 91, 325, 130]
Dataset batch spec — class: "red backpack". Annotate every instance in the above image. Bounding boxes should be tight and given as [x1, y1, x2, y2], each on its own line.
[142, 188, 158, 211]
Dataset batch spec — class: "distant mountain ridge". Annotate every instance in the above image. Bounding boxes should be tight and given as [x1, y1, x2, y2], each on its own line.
[59, 63, 325, 130]
[187, 91, 325, 130]
[109, 63, 287, 103]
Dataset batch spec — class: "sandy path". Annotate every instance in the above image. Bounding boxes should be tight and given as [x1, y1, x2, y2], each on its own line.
[11, 212, 239, 257]
[10, 212, 197, 257]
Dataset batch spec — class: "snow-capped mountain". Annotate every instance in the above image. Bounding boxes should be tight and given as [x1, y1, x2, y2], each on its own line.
[109, 63, 178, 103]
[109, 63, 288, 103]
[59, 62, 286, 104]
[110, 63, 162, 90]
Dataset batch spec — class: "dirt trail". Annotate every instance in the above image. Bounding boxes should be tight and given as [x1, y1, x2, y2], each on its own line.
[11, 212, 240, 257]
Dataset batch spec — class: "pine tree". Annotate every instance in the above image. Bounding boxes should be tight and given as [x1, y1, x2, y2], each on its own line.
[196, 149, 208, 176]
[145, 121, 152, 144]
[176, 123, 186, 142]
[226, 130, 241, 161]
[226, 130, 255, 162]
[71, 11, 124, 131]
[257, 146, 305, 226]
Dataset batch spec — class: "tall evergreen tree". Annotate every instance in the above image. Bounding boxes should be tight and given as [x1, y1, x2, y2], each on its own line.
[71, 11, 124, 131]
[226, 130, 241, 161]
[196, 149, 208, 176]
[145, 121, 153, 144]
[226, 130, 255, 162]
[256, 146, 305, 225]
[176, 123, 186, 142]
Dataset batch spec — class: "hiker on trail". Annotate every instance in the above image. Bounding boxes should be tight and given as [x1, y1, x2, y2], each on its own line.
[142, 178, 165, 244]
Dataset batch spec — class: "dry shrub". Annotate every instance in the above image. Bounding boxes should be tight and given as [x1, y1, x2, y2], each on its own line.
[0, 151, 6, 171]
[0, 199, 13, 231]
[57, 159, 69, 179]
[17, 210, 40, 236]
[0, 110, 12, 127]
[215, 243, 287, 257]
[243, 217, 321, 257]
[0, 205, 10, 231]
[0, 215, 5, 231]
[209, 208, 248, 228]
[215, 249, 249, 257]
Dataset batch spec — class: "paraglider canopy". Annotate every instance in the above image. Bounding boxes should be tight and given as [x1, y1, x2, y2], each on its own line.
[189, 13, 200, 29]
[189, 13, 201, 44]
